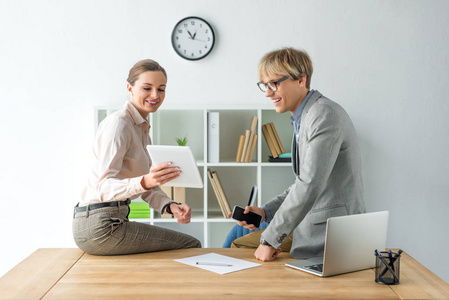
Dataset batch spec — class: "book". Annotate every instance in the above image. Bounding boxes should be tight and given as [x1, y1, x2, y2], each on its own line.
[235, 135, 245, 162]
[268, 156, 292, 162]
[266, 123, 281, 155]
[207, 169, 232, 218]
[207, 170, 226, 217]
[269, 122, 285, 154]
[208, 112, 220, 163]
[235, 115, 258, 162]
[240, 130, 251, 162]
[128, 201, 151, 219]
[262, 122, 286, 159]
[245, 134, 258, 163]
[262, 124, 279, 158]
[213, 171, 232, 217]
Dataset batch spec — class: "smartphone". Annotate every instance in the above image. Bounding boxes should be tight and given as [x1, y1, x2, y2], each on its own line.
[232, 205, 262, 228]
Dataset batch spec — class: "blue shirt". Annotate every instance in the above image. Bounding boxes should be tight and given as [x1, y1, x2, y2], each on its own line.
[291, 89, 314, 137]
[262, 90, 314, 223]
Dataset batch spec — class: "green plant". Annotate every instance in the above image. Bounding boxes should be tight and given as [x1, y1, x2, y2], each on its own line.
[176, 136, 187, 146]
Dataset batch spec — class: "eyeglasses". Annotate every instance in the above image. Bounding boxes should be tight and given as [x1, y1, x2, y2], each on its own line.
[257, 76, 289, 92]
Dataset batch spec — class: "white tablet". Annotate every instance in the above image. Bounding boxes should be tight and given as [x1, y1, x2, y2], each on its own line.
[146, 145, 203, 188]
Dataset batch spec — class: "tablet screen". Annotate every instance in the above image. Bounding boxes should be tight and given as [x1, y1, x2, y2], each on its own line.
[146, 145, 203, 188]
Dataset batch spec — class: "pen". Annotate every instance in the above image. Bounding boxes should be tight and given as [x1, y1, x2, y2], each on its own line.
[388, 250, 395, 273]
[196, 262, 233, 267]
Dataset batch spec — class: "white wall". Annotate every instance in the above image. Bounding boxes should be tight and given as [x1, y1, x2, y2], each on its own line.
[1, 0, 448, 283]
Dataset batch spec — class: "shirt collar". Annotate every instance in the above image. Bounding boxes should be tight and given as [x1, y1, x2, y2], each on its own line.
[291, 89, 314, 135]
[125, 101, 150, 130]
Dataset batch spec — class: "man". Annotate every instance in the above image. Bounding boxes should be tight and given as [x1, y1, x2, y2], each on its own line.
[233, 47, 366, 261]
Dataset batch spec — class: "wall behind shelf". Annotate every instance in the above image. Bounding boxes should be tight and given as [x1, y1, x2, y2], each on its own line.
[1, 0, 448, 283]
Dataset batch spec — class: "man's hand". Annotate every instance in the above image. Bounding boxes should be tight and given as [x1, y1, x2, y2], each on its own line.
[228, 206, 266, 230]
[254, 244, 282, 262]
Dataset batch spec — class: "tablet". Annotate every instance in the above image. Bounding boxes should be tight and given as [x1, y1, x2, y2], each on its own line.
[146, 145, 203, 188]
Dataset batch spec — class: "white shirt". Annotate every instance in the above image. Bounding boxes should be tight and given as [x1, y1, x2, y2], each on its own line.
[80, 101, 172, 212]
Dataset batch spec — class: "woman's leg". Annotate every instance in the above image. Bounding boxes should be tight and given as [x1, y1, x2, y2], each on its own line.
[73, 204, 201, 255]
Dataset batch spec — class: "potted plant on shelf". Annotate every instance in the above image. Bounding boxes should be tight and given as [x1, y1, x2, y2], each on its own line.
[176, 136, 187, 146]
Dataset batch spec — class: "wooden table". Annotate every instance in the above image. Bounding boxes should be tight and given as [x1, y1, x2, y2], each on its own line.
[1, 248, 449, 299]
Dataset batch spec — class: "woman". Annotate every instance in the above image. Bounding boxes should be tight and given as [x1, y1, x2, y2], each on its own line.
[73, 59, 201, 255]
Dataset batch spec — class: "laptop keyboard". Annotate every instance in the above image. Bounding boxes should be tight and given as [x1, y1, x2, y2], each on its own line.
[305, 263, 323, 272]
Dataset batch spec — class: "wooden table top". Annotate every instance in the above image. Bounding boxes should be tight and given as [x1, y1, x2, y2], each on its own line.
[1, 248, 448, 299]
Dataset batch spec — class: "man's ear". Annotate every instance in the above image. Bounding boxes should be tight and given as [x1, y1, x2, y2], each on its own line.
[298, 74, 307, 87]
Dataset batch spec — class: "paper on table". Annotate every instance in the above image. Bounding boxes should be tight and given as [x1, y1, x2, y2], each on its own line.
[174, 253, 261, 275]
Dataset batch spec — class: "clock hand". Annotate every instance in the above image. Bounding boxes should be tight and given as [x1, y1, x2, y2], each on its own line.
[193, 31, 197, 39]
[187, 30, 194, 39]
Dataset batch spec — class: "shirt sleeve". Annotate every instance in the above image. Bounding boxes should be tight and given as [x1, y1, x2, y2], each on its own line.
[141, 186, 174, 214]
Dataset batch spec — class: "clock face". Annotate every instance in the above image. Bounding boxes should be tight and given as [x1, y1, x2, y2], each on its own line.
[171, 17, 215, 61]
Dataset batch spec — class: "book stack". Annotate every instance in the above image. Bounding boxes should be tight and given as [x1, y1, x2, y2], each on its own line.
[207, 169, 232, 218]
[262, 122, 285, 158]
[235, 116, 258, 162]
[128, 201, 151, 219]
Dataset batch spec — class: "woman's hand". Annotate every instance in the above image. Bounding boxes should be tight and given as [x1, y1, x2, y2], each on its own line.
[228, 206, 266, 230]
[140, 162, 180, 190]
[169, 203, 192, 224]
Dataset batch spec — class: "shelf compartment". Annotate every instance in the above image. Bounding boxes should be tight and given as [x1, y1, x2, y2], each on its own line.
[152, 221, 204, 247]
[261, 109, 293, 162]
[261, 165, 296, 205]
[206, 166, 257, 219]
[151, 109, 204, 161]
[207, 222, 236, 248]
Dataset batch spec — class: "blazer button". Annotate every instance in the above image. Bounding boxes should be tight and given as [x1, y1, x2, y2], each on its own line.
[278, 233, 288, 243]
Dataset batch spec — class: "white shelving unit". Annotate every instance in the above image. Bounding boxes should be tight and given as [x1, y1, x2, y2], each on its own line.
[95, 106, 296, 247]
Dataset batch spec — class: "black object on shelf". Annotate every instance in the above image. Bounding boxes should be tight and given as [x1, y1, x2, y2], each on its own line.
[268, 156, 291, 163]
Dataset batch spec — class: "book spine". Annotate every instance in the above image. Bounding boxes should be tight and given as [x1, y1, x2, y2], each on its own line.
[207, 169, 227, 218]
[235, 135, 245, 163]
[212, 171, 232, 217]
[240, 129, 251, 163]
[266, 123, 281, 155]
[262, 124, 279, 158]
[269, 122, 285, 154]
[246, 134, 257, 162]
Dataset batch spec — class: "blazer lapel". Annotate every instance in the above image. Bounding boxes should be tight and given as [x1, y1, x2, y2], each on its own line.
[293, 90, 323, 175]
[300, 90, 322, 127]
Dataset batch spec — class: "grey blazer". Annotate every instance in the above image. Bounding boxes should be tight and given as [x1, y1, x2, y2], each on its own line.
[261, 90, 366, 258]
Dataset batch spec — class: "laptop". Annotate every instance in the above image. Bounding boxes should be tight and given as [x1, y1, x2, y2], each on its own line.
[285, 211, 389, 277]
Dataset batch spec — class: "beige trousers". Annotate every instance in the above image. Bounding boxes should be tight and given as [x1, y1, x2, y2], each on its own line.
[231, 228, 293, 253]
[72, 203, 201, 255]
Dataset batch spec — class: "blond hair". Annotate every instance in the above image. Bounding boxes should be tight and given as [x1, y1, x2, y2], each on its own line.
[258, 47, 313, 89]
[127, 59, 167, 86]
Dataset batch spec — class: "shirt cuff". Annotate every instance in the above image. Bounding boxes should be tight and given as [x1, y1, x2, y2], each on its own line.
[129, 176, 147, 194]
[262, 205, 273, 223]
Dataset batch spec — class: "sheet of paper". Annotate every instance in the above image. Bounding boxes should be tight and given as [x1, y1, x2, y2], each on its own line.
[174, 252, 261, 275]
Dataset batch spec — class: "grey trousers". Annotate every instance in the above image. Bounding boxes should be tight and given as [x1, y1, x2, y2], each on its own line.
[72, 203, 201, 255]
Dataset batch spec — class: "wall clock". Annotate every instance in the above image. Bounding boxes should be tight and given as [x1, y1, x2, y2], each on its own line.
[171, 16, 215, 61]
